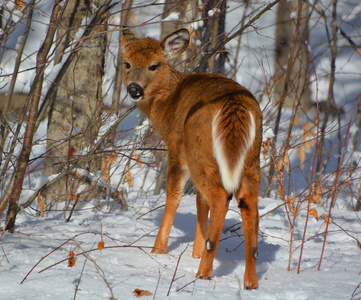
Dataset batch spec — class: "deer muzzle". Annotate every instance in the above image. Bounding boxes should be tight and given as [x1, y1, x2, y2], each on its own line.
[127, 83, 144, 102]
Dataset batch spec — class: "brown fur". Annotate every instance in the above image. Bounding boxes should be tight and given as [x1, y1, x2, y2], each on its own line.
[122, 29, 262, 290]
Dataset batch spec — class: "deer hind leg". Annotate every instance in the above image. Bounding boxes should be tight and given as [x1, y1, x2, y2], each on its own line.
[152, 164, 189, 254]
[192, 191, 209, 259]
[237, 179, 259, 290]
[195, 186, 229, 279]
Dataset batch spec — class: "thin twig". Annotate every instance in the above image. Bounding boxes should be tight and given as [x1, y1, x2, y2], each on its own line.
[20, 232, 91, 284]
[19, 105, 136, 210]
[176, 278, 199, 293]
[136, 204, 165, 220]
[295, 11, 322, 273]
[167, 244, 189, 296]
[351, 280, 361, 300]
[26, 227, 157, 281]
[37, 244, 154, 275]
[338, 26, 361, 56]
[153, 268, 161, 300]
[83, 245, 116, 300]
[1, 246, 10, 264]
[73, 250, 89, 300]
[318, 97, 359, 270]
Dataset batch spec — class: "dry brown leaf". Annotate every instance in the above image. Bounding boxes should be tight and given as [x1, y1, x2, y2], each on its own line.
[98, 241, 105, 250]
[125, 166, 132, 189]
[265, 137, 271, 147]
[68, 251, 76, 267]
[67, 146, 76, 161]
[262, 147, 268, 161]
[101, 161, 109, 177]
[287, 197, 295, 214]
[323, 214, 331, 224]
[37, 192, 45, 218]
[133, 289, 152, 297]
[130, 12, 136, 24]
[303, 121, 315, 151]
[262, 138, 271, 160]
[275, 159, 283, 182]
[15, 0, 26, 12]
[101, 151, 117, 182]
[69, 187, 78, 208]
[287, 197, 292, 211]
[312, 181, 322, 204]
[309, 208, 318, 221]
[297, 146, 305, 169]
[277, 182, 284, 200]
[284, 151, 289, 173]
[303, 121, 310, 142]
[274, 159, 281, 172]
[305, 139, 314, 152]
[70, 186, 77, 201]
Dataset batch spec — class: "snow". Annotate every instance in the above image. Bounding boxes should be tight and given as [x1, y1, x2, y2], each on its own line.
[1, 196, 360, 299]
[163, 12, 180, 22]
[190, 20, 204, 31]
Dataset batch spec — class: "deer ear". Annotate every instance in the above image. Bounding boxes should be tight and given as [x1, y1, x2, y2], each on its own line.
[160, 29, 190, 59]
[121, 29, 137, 49]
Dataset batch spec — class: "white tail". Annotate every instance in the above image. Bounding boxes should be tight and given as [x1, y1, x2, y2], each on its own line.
[212, 110, 256, 193]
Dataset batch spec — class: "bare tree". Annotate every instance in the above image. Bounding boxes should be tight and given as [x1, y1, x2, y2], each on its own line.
[4, 0, 64, 231]
[194, 0, 228, 74]
[43, 0, 108, 203]
[111, 0, 133, 113]
[273, 0, 312, 111]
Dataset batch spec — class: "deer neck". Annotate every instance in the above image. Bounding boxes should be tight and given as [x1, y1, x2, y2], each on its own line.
[137, 67, 185, 140]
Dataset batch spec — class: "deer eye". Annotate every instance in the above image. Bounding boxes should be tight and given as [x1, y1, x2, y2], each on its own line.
[149, 64, 160, 71]
[124, 62, 131, 69]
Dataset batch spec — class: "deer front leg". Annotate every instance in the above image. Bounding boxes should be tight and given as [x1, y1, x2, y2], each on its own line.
[152, 163, 188, 254]
[192, 191, 209, 259]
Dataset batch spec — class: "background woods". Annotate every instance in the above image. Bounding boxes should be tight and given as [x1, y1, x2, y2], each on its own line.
[0, 0, 360, 299]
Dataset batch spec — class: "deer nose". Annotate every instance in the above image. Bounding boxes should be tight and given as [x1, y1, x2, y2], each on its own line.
[127, 83, 144, 101]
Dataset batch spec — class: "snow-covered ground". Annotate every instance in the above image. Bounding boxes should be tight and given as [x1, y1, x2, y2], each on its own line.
[1, 195, 360, 299]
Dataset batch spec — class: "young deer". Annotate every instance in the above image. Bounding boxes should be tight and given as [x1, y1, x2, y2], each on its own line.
[122, 29, 262, 290]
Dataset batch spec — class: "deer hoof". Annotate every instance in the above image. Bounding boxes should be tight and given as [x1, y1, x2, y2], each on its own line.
[245, 283, 258, 290]
[151, 248, 166, 254]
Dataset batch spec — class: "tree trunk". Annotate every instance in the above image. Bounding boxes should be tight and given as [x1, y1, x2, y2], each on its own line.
[44, 0, 107, 203]
[273, 0, 312, 111]
[111, 0, 133, 113]
[4, 1, 63, 231]
[196, 0, 228, 74]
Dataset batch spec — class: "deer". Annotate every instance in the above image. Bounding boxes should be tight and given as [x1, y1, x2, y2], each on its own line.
[121, 28, 262, 290]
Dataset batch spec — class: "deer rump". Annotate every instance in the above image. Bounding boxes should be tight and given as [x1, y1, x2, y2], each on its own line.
[121, 28, 262, 290]
[172, 74, 258, 194]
